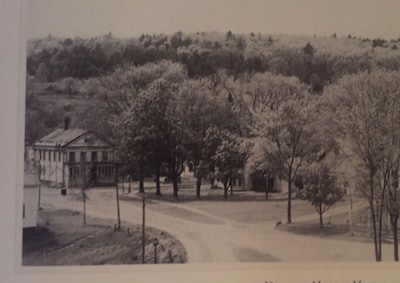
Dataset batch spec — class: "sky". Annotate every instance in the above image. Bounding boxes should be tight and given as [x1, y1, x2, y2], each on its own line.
[23, 0, 400, 40]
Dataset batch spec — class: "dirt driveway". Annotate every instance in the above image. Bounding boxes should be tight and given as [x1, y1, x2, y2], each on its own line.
[40, 186, 394, 263]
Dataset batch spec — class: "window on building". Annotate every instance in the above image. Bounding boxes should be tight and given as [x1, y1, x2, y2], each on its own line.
[53, 151, 56, 161]
[102, 151, 108, 162]
[91, 151, 97, 162]
[39, 150, 42, 160]
[81, 152, 86, 162]
[69, 152, 75, 163]
[58, 151, 61, 162]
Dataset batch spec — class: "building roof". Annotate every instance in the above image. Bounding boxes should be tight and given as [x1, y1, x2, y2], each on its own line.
[24, 161, 40, 187]
[35, 128, 87, 147]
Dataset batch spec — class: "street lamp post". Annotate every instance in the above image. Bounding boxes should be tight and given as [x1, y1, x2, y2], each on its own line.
[153, 238, 159, 264]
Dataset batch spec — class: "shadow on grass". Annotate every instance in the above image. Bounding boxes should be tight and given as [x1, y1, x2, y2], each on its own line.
[23, 227, 58, 256]
[119, 189, 292, 204]
[276, 222, 350, 238]
[23, 208, 187, 265]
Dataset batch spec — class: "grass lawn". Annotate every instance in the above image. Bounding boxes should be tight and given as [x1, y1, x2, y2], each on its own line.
[118, 181, 353, 224]
[22, 207, 187, 265]
[187, 198, 315, 224]
[276, 212, 376, 244]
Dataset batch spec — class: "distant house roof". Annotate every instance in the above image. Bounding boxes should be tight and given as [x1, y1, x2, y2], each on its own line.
[34, 128, 87, 147]
[34, 128, 114, 148]
[24, 161, 40, 187]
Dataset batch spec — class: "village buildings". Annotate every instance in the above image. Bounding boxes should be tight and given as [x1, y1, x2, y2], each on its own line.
[31, 120, 116, 188]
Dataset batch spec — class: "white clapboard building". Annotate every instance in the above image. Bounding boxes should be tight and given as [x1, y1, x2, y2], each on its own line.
[32, 121, 115, 188]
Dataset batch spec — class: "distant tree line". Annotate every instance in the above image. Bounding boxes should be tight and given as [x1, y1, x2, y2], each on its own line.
[27, 31, 400, 94]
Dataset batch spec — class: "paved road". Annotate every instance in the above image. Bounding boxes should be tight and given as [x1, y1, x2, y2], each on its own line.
[41, 187, 394, 263]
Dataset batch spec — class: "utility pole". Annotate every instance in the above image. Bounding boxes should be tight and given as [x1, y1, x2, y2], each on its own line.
[142, 194, 146, 264]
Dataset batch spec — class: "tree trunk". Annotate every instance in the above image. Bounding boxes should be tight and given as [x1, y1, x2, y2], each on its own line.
[224, 180, 228, 200]
[371, 207, 379, 261]
[377, 186, 386, 262]
[128, 174, 131, 193]
[83, 190, 86, 225]
[394, 217, 399, 262]
[230, 179, 233, 196]
[155, 165, 161, 195]
[287, 177, 292, 224]
[196, 176, 202, 199]
[265, 177, 268, 200]
[377, 205, 383, 261]
[115, 182, 121, 229]
[319, 205, 323, 228]
[172, 175, 179, 198]
[391, 215, 399, 261]
[122, 175, 125, 193]
[210, 177, 215, 189]
[369, 172, 380, 261]
[139, 160, 144, 193]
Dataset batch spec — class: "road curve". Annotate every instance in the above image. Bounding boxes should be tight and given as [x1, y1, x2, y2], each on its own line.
[41, 188, 394, 263]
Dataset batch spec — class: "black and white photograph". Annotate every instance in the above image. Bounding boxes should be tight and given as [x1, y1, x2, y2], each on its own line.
[3, 0, 400, 282]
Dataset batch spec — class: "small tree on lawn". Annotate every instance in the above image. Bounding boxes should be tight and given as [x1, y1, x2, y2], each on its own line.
[213, 131, 246, 200]
[300, 164, 345, 228]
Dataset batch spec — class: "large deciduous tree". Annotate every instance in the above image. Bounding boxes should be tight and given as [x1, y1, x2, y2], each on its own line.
[331, 70, 400, 261]
[95, 61, 187, 194]
[175, 78, 238, 198]
[251, 78, 320, 223]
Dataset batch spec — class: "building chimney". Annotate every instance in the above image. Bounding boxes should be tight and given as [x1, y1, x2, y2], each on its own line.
[64, 116, 71, 130]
